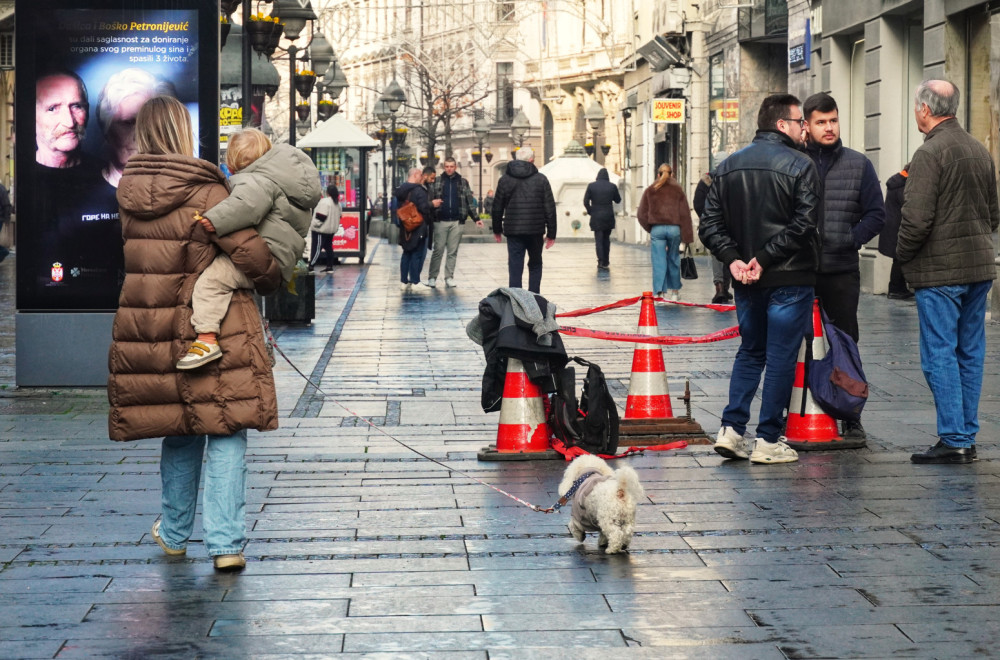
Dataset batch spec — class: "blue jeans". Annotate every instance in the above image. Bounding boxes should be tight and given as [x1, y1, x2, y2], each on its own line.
[650, 224, 681, 293]
[723, 285, 814, 442]
[400, 236, 428, 284]
[159, 431, 248, 556]
[914, 281, 992, 448]
[506, 234, 544, 293]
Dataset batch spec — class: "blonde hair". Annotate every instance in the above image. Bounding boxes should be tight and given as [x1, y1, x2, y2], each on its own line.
[135, 95, 195, 157]
[652, 164, 673, 190]
[226, 128, 272, 173]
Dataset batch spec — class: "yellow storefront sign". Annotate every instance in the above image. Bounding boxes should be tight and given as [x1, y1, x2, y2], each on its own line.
[652, 98, 685, 123]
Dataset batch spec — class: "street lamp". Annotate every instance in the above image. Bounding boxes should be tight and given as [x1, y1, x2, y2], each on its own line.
[372, 119, 389, 222]
[585, 100, 606, 161]
[473, 115, 490, 213]
[316, 56, 347, 121]
[510, 108, 530, 149]
[269, 0, 318, 146]
[378, 80, 407, 196]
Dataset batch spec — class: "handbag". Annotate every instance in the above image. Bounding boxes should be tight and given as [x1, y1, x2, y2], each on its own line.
[397, 196, 423, 233]
[807, 308, 869, 421]
[680, 245, 698, 280]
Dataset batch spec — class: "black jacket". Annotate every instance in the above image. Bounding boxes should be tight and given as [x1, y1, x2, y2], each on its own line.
[805, 140, 885, 274]
[878, 169, 907, 259]
[583, 168, 621, 231]
[699, 130, 821, 289]
[395, 181, 432, 251]
[491, 160, 557, 238]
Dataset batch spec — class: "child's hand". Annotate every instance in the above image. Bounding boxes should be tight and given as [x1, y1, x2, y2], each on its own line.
[194, 212, 216, 233]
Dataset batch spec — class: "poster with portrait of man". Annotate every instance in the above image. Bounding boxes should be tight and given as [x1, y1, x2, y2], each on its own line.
[15, 0, 218, 312]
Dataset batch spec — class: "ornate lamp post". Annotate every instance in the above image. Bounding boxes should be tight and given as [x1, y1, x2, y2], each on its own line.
[472, 116, 490, 213]
[269, 0, 318, 146]
[372, 117, 389, 221]
[510, 108, 530, 150]
[585, 100, 606, 162]
[377, 80, 407, 195]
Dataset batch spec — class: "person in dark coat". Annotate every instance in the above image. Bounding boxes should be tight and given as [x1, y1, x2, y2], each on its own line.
[395, 167, 435, 292]
[583, 168, 621, 270]
[693, 162, 732, 303]
[878, 165, 912, 299]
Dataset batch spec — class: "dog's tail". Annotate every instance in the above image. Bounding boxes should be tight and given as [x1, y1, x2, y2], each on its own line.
[613, 465, 645, 501]
[558, 454, 613, 496]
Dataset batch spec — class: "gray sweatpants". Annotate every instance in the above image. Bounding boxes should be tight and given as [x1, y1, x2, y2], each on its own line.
[191, 253, 254, 334]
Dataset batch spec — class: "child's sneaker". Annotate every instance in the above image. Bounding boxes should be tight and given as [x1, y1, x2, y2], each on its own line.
[176, 341, 223, 370]
[714, 426, 751, 460]
[749, 437, 799, 464]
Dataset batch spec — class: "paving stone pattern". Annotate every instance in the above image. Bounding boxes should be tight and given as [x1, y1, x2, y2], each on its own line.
[1, 242, 1000, 658]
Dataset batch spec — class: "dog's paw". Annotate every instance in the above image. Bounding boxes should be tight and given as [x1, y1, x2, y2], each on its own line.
[568, 521, 586, 542]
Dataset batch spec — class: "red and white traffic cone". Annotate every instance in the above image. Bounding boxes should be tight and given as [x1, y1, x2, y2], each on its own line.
[784, 299, 856, 450]
[625, 291, 673, 419]
[478, 357, 559, 461]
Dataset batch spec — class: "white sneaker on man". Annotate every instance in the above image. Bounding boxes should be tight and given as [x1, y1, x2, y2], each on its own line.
[749, 437, 799, 464]
[425, 278, 437, 288]
[445, 278, 457, 287]
[400, 282, 410, 292]
[714, 426, 751, 460]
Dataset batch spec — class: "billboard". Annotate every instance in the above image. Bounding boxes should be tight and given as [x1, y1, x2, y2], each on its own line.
[651, 98, 685, 124]
[15, 0, 219, 312]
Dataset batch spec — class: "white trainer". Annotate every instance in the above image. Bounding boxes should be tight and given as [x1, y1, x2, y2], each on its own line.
[400, 282, 410, 292]
[750, 437, 799, 464]
[445, 278, 457, 287]
[425, 278, 437, 288]
[668, 289, 680, 302]
[714, 426, 751, 460]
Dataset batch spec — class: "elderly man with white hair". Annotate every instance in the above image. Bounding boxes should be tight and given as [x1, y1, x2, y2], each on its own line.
[490, 147, 557, 294]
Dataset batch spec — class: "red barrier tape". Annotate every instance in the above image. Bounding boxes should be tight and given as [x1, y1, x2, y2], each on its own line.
[551, 438, 689, 461]
[653, 296, 736, 313]
[559, 324, 741, 345]
[556, 295, 735, 318]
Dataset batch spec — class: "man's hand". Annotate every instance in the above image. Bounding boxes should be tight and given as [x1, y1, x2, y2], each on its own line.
[494, 233, 503, 243]
[544, 238, 555, 250]
[194, 212, 216, 233]
[745, 257, 763, 282]
[431, 199, 442, 208]
[475, 219, 484, 228]
[729, 258, 762, 284]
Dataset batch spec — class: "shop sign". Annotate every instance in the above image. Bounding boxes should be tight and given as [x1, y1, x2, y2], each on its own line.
[651, 98, 685, 123]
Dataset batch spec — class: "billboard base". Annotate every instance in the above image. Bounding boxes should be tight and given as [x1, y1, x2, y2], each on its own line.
[16, 312, 113, 387]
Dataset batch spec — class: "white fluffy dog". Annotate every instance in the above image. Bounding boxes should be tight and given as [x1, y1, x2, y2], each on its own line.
[557, 454, 644, 554]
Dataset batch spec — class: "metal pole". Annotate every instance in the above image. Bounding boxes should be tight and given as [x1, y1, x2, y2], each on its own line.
[477, 139, 483, 213]
[390, 115, 397, 222]
[289, 44, 298, 146]
[241, 0, 252, 128]
[381, 141, 388, 221]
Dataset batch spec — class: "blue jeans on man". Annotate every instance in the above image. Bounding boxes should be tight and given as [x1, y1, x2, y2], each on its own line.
[914, 281, 992, 448]
[400, 236, 428, 284]
[158, 431, 248, 556]
[649, 224, 681, 293]
[723, 285, 814, 442]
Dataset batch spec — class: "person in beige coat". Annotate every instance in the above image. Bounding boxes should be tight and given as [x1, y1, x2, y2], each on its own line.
[107, 96, 281, 572]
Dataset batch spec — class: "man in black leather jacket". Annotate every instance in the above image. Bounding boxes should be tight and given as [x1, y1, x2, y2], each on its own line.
[699, 94, 821, 465]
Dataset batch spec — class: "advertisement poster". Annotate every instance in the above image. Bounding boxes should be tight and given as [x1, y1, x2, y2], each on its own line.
[333, 212, 361, 253]
[651, 98, 685, 124]
[16, 0, 217, 312]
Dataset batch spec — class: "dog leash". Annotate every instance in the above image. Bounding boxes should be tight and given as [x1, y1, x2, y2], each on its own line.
[264, 321, 566, 514]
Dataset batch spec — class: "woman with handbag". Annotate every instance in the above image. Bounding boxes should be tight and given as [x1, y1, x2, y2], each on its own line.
[309, 184, 341, 272]
[393, 167, 436, 291]
[637, 164, 694, 301]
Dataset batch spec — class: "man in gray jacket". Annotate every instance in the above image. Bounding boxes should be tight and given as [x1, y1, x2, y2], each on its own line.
[899, 80, 999, 464]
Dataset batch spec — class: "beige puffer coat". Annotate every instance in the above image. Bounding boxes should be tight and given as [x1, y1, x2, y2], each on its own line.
[107, 154, 281, 442]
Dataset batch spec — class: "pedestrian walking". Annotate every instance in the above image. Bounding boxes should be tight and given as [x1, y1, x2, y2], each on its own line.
[107, 95, 281, 572]
[636, 163, 694, 301]
[802, 92, 885, 442]
[425, 157, 483, 287]
[483, 189, 494, 216]
[899, 80, 999, 464]
[879, 164, 914, 299]
[309, 184, 342, 273]
[491, 147, 556, 294]
[0, 181, 11, 263]
[699, 93, 822, 465]
[693, 159, 732, 303]
[395, 167, 435, 292]
[583, 167, 621, 270]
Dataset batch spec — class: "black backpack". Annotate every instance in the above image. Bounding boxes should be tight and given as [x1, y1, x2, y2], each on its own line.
[548, 357, 619, 455]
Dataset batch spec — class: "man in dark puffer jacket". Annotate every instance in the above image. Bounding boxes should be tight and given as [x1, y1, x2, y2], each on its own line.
[492, 147, 557, 293]
[803, 92, 885, 442]
[900, 80, 999, 465]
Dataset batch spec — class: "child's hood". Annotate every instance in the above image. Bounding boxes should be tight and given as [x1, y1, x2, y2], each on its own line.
[238, 143, 322, 211]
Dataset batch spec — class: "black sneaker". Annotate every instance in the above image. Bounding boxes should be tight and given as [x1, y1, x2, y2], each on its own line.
[842, 420, 866, 440]
[911, 440, 975, 464]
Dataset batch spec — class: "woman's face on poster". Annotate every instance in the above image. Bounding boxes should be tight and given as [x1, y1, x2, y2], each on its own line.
[105, 92, 149, 168]
[36, 74, 88, 159]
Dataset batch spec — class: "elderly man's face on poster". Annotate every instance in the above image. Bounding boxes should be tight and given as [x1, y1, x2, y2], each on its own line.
[35, 73, 88, 167]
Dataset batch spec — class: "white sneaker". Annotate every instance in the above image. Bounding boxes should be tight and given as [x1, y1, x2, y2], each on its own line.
[425, 278, 437, 288]
[714, 426, 751, 460]
[750, 437, 799, 464]
[668, 290, 680, 302]
[445, 278, 457, 287]
[400, 282, 410, 292]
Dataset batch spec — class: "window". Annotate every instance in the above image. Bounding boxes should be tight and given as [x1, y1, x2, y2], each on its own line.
[496, 1, 515, 23]
[496, 62, 514, 123]
[0, 34, 12, 69]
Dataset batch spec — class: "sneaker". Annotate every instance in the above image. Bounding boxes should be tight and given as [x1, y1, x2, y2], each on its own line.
[151, 520, 185, 556]
[213, 553, 246, 572]
[714, 426, 751, 460]
[176, 341, 223, 370]
[750, 438, 799, 464]
[668, 290, 680, 302]
[842, 419, 866, 440]
[425, 278, 437, 288]
[400, 282, 410, 292]
[445, 278, 457, 287]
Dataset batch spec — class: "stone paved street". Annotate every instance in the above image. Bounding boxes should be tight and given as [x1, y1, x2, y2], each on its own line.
[2, 239, 1000, 658]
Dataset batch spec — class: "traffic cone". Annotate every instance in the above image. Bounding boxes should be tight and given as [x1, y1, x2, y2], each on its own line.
[784, 299, 860, 450]
[477, 357, 560, 461]
[625, 291, 673, 419]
